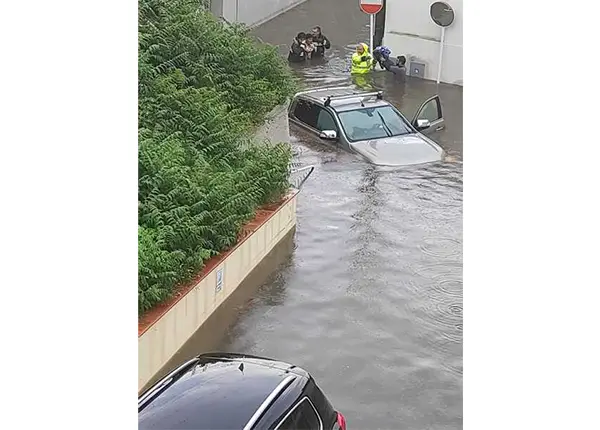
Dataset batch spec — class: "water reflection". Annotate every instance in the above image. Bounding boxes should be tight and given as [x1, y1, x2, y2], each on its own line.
[351, 74, 374, 91]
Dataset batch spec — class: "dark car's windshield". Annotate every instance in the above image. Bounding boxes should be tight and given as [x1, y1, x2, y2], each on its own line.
[337, 105, 413, 142]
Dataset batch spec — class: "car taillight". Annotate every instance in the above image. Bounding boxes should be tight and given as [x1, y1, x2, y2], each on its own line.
[337, 412, 347, 430]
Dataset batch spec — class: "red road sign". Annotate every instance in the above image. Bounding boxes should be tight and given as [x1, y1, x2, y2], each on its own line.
[359, 0, 383, 14]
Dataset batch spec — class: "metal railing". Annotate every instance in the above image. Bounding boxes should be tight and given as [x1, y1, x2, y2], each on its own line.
[289, 165, 315, 191]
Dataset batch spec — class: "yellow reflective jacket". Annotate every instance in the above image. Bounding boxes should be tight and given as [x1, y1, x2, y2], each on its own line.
[351, 43, 373, 74]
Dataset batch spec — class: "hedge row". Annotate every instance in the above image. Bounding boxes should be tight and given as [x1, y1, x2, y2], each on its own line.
[138, 0, 297, 313]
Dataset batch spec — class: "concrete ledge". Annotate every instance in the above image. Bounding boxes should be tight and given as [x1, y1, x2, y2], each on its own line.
[245, 0, 308, 29]
[138, 191, 298, 391]
[213, 0, 307, 30]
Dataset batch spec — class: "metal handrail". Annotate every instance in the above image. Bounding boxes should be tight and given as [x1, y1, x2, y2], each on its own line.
[290, 165, 315, 191]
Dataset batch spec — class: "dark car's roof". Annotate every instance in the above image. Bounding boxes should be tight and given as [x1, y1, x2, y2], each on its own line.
[138, 353, 309, 430]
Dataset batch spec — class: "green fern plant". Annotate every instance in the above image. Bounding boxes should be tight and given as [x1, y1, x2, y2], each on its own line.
[138, 0, 296, 314]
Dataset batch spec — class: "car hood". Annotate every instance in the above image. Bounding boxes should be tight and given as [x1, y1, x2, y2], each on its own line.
[350, 134, 444, 166]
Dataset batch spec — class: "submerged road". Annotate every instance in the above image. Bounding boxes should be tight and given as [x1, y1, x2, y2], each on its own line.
[220, 1, 463, 429]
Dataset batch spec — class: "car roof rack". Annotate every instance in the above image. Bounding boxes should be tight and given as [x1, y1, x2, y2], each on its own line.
[323, 91, 383, 107]
[243, 374, 297, 430]
[296, 86, 355, 96]
[138, 357, 200, 411]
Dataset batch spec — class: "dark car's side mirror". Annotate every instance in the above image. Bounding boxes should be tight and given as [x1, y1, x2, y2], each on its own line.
[319, 130, 337, 140]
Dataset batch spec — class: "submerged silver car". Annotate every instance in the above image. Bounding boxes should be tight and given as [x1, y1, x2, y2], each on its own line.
[288, 86, 445, 166]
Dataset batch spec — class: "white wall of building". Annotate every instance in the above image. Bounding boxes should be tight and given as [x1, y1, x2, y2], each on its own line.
[210, 0, 307, 28]
[383, 0, 462, 85]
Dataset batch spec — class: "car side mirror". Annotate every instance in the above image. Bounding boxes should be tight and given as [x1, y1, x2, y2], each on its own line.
[319, 130, 337, 140]
[416, 119, 431, 130]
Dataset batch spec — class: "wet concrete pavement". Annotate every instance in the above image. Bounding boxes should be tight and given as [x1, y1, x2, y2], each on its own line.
[179, 0, 462, 428]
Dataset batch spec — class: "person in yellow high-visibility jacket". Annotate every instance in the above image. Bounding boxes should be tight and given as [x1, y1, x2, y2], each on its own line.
[351, 43, 374, 74]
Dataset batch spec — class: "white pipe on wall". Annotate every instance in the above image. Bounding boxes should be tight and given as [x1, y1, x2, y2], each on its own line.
[436, 26, 445, 84]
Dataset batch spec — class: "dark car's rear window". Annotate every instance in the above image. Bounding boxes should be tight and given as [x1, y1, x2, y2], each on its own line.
[276, 397, 322, 429]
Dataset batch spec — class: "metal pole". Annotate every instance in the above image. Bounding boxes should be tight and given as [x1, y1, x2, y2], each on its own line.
[436, 26, 445, 84]
[369, 13, 374, 52]
[235, 0, 239, 22]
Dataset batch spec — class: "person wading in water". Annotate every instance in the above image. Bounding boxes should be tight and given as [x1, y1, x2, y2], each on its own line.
[351, 43, 373, 74]
[373, 46, 407, 82]
[288, 32, 308, 63]
[310, 26, 331, 58]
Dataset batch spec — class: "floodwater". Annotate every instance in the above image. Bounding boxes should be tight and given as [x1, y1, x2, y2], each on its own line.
[240, 1, 462, 428]
[183, 1, 461, 429]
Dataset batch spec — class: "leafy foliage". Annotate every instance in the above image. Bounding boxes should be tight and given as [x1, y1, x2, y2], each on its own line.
[138, 0, 296, 314]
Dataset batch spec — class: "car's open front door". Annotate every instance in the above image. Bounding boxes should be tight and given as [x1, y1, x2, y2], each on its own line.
[411, 95, 445, 135]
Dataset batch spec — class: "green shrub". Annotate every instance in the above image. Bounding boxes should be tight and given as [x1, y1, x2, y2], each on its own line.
[138, 0, 296, 314]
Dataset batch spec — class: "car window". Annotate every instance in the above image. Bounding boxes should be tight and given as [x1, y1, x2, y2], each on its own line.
[316, 109, 337, 132]
[276, 397, 322, 430]
[337, 105, 413, 142]
[417, 99, 441, 122]
[293, 100, 319, 129]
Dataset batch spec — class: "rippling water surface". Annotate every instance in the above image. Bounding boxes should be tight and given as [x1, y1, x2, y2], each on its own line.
[226, 1, 462, 428]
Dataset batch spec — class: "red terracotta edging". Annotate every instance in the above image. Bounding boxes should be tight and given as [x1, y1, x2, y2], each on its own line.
[138, 190, 298, 337]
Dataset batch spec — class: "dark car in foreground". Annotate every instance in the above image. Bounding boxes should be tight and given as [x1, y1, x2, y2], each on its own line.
[138, 352, 347, 430]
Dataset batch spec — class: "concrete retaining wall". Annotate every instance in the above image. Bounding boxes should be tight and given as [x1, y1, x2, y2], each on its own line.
[210, 0, 307, 28]
[138, 99, 296, 392]
[140, 227, 296, 391]
[138, 192, 298, 391]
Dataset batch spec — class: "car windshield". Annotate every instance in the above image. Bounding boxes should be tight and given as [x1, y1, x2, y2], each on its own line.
[337, 105, 413, 142]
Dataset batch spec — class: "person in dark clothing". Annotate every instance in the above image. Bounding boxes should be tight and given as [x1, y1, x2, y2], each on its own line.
[310, 26, 331, 57]
[288, 32, 308, 63]
[373, 47, 407, 81]
[373, 46, 395, 70]
[388, 55, 407, 79]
